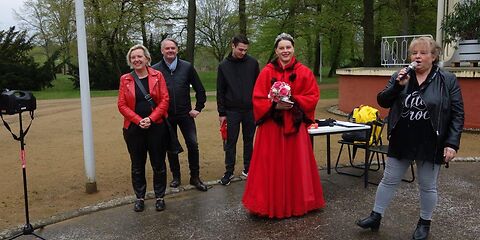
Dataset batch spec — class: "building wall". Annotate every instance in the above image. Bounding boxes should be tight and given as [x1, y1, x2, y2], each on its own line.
[337, 67, 480, 129]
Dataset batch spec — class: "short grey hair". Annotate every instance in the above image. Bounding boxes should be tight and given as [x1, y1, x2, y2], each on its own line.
[126, 44, 152, 69]
[161, 38, 179, 49]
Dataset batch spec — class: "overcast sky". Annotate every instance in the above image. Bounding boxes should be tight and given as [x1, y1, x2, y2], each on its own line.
[0, 0, 25, 30]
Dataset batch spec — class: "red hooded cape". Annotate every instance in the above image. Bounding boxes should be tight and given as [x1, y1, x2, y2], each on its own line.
[252, 57, 319, 134]
[242, 57, 325, 218]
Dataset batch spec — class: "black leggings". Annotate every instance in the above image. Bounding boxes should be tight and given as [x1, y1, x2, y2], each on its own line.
[123, 122, 168, 199]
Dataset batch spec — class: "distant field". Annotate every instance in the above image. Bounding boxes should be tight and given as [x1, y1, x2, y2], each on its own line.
[33, 71, 337, 100]
[32, 74, 118, 99]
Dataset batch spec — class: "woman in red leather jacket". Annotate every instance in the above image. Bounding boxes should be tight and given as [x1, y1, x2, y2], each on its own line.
[118, 44, 169, 212]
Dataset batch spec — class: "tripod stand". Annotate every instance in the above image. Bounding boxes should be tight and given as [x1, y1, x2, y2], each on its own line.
[3, 111, 46, 240]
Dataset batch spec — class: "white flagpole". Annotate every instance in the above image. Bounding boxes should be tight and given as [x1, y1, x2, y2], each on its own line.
[74, 0, 97, 193]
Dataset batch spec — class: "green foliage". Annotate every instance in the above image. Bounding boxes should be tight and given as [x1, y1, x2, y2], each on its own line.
[16, 0, 440, 91]
[197, 71, 217, 91]
[193, 46, 220, 71]
[80, 1, 136, 90]
[45, 74, 75, 91]
[196, 0, 238, 62]
[317, 76, 338, 85]
[442, 0, 480, 44]
[247, 0, 364, 75]
[32, 74, 118, 99]
[33, 89, 119, 99]
[410, 0, 437, 35]
[0, 27, 57, 91]
[247, 0, 299, 64]
[376, 0, 437, 37]
[320, 89, 338, 99]
[88, 47, 130, 90]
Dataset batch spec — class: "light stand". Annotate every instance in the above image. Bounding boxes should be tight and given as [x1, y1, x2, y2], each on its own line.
[6, 112, 45, 240]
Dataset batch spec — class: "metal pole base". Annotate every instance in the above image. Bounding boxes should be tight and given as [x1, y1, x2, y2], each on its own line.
[8, 223, 46, 240]
[85, 182, 98, 194]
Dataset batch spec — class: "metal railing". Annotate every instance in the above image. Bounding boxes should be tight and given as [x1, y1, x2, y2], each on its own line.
[381, 34, 433, 67]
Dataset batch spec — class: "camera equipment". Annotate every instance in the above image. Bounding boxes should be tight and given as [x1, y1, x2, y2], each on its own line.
[316, 118, 336, 127]
[0, 90, 37, 115]
[0, 90, 45, 239]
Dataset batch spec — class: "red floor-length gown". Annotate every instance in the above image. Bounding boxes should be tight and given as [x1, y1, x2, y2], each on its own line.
[242, 57, 325, 218]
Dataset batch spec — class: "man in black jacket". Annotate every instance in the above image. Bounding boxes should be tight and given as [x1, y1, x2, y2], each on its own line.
[217, 35, 260, 185]
[152, 38, 208, 191]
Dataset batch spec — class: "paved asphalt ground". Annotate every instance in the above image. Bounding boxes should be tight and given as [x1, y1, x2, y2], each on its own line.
[1, 162, 479, 240]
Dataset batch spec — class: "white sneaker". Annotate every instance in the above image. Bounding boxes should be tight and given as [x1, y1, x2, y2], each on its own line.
[241, 170, 248, 177]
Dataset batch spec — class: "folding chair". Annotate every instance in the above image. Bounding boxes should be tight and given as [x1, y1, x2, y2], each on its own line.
[334, 119, 385, 179]
[335, 117, 415, 184]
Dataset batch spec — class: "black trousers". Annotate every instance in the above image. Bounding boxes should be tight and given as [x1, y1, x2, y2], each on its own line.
[123, 123, 167, 199]
[224, 109, 255, 174]
[166, 114, 200, 179]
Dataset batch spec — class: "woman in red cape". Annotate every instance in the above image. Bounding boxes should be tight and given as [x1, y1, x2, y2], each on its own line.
[242, 33, 325, 218]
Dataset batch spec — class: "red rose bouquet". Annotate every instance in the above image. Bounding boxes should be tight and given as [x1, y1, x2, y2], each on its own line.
[268, 81, 293, 104]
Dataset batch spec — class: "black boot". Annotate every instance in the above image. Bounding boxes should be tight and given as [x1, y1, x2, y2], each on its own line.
[169, 177, 181, 188]
[356, 211, 382, 232]
[133, 199, 145, 212]
[155, 198, 166, 212]
[190, 176, 208, 192]
[412, 218, 431, 240]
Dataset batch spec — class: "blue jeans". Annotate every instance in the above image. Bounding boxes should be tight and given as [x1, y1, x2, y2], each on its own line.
[166, 114, 200, 178]
[224, 110, 255, 174]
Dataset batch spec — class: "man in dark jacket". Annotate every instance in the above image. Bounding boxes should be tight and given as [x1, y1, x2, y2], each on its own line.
[217, 35, 260, 185]
[152, 38, 208, 192]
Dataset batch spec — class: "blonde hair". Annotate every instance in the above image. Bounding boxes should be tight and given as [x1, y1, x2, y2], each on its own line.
[408, 37, 442, 64]
[126, 44, 152, 69]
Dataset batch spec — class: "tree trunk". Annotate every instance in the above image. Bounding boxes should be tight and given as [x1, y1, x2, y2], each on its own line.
[328, 32, 343, 77]
[313, 3, 322, 76]
[401, 0, 411, 35]
[314, 33, 321, 76]
[89, 0, 104, 52]
[239, 0, 247, 36]
[139, 2, 147, 46]
[363, 0, 376, 67]
[109, 1, 129, 79]
[287, 0, 297, 36]
[186, 0, 196, 64]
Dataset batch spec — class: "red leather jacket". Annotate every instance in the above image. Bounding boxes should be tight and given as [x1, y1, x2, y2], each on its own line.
[117, 67, 169, 129]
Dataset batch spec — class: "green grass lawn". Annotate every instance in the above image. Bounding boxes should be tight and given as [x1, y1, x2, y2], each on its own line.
[33, 74, 118, 100]
[34, 71, 338, 100]
[197, 71, 216, 91]
[321, 89, 338, 99]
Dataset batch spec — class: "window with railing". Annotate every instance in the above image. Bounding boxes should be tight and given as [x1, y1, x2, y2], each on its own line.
[381, 34, 433, 67]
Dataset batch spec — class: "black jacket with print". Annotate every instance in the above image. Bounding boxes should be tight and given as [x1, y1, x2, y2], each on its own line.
[377, 66, 464, 164]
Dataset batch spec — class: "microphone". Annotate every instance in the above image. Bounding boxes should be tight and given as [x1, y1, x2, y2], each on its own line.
[399, 61, 418, 80]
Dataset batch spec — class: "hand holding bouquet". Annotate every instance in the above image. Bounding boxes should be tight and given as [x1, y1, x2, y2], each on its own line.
[268, 81, 293, 104]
